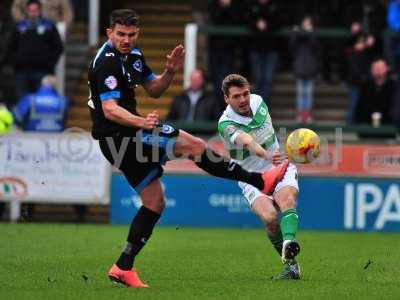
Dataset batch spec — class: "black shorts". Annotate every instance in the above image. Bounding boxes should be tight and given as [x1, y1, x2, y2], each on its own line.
[99, 124, 179, 193]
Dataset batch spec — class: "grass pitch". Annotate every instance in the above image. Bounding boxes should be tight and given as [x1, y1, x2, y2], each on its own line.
[1, 224, 399, 300]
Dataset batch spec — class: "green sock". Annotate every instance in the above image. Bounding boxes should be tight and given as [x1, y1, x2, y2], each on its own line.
[280, 209, 299, 241]
[267, 231, 283, 256]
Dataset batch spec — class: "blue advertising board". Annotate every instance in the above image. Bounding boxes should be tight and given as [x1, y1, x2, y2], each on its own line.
[110, 174, 400, 232]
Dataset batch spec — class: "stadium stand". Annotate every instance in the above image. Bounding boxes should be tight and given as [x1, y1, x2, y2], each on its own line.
[269, 72, 348, 124]
[66, 1, 350, 130]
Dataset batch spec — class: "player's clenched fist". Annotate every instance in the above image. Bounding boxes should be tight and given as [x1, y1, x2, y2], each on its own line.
[143, 110, 159, 130]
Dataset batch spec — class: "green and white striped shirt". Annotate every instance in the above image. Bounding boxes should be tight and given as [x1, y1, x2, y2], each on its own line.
[218, 94, 279, 172]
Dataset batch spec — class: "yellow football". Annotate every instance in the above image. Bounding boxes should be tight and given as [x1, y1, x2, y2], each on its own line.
[286, 128, 320, 164]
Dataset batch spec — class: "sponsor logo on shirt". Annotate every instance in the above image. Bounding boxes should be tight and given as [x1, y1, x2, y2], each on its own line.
[225, 125, 237, 136]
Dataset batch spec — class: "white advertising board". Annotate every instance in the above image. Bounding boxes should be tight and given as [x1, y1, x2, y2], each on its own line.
[0, 130, 111, 204]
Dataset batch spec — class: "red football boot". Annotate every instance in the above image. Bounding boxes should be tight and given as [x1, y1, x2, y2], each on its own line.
[261, 159, 289, 195]
[108, 264, 149, 288]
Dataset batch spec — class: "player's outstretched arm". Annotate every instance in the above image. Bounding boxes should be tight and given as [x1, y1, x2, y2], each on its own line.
[143, 44, 185, 98]
[102, 100, 159, 130]
[234, 132, 284, 165]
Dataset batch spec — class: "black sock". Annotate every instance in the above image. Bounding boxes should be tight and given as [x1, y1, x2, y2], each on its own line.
[116, 206, 160, 270]
[194, 148, 264, 190]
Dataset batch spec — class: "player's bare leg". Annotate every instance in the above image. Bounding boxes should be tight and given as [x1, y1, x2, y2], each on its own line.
[140, 179, 166, 214]
[174, 130, 288, 194]
[252, 196, 283, 254]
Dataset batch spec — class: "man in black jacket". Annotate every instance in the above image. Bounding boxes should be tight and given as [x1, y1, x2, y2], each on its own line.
[355, 59, 397, 125]
[167, 69, 217, 122]
[2, 0, 63, 99]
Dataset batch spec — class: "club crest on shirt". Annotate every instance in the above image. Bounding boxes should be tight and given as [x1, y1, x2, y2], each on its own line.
[259, 107, 267, 116]
[133, 59, 142, 72]
[104, 75, 118, 90]
[161, 124, 175, 134]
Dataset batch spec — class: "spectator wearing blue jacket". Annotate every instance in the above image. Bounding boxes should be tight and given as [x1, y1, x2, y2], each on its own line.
[13, 74, 68, 132]
[385, 0, 400, 78]
[388, 0, 400, 31]
[1, 0, 63, 100]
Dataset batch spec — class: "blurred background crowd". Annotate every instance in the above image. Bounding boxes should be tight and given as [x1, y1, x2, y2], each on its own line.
[200, 0, 400, 126]
[0, 0, 399, 130]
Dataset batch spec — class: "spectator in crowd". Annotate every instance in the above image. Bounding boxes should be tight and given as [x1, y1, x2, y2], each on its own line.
[246, 0, 282, 102]
[0, 1, 15, 107]
[191, 1, 208, 24]
[303, 0, 386, 84]
[13, 74, 68, 131]
[167, 69, 217, 122]
[12, 0, 74, 30]
[354, 59, 397, 125]
[341, 1, 386, 57]
[303, 0, 346, 84]
[70, 0, 88, 22]
[385, 0, 400, 79]
[2, 0, 63, 100]
[345, 22, 378, 124]
[290, 16, 320, 123]
[329, 0, 387, 37]
[208, 0, 242, 112]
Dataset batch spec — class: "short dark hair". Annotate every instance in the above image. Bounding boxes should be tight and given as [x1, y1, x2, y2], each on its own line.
[221, 74, 250, 96]
[109, 9, 140, 28]
[27, 0, 42, 7]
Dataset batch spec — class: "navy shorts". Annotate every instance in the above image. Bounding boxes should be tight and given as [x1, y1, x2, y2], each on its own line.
[99, 124, 179, 193]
